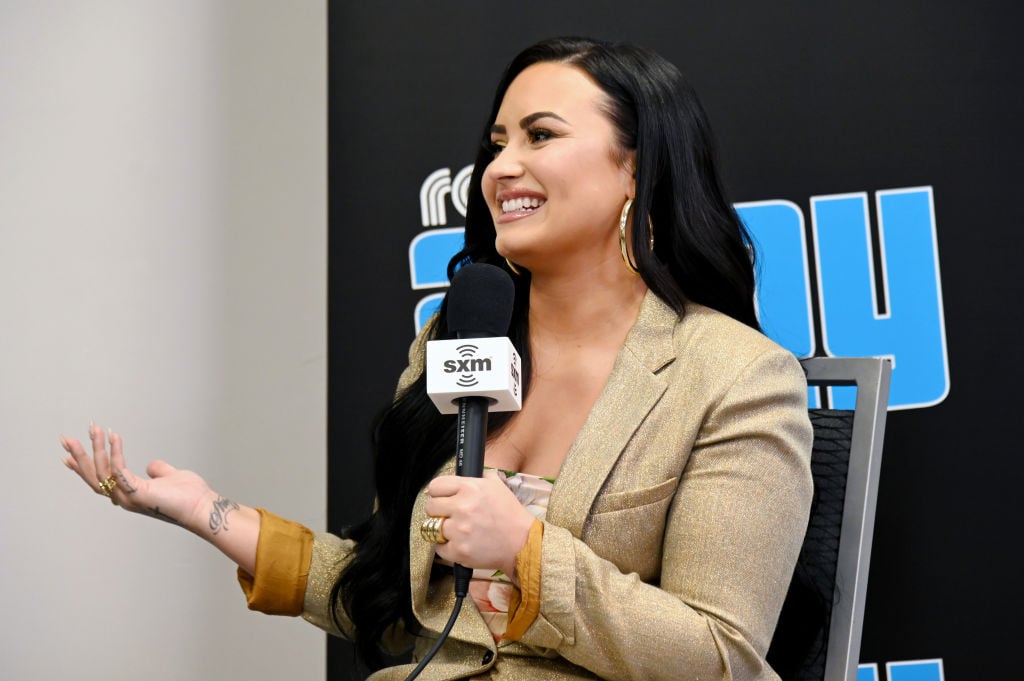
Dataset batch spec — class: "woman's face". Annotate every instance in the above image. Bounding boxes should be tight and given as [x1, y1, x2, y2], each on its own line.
[482, 62, 635, 275]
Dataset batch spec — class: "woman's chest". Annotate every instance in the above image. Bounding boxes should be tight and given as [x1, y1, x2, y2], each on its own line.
[484, 366, 608, 478]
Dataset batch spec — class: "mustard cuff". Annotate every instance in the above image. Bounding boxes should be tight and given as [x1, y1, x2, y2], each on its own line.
[503, 519, 544, 641]
[236, 508, 314, 616]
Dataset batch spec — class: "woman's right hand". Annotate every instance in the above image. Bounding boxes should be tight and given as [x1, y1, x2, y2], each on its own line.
[62, 423, 260, 574]
[61, 424, 215, 533]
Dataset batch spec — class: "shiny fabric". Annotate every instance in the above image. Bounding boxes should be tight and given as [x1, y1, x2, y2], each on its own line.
[259, 292, 813, 680]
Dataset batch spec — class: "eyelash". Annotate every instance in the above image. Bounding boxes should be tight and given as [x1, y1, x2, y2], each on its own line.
[526, 127, 554, 144]
[484, 139, 506, 156]
[485, 127, 556, 156]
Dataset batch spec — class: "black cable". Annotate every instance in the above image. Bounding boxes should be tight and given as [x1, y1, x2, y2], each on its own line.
[402, 595, 464, 681]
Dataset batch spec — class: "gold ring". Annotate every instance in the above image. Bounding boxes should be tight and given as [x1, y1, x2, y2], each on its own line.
[420, 515, 448, 544]
[98, 476, 118, 497]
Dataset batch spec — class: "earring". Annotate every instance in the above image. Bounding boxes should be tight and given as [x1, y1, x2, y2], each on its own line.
[619, 199, 653, 274]
[505, 257, 522, 276]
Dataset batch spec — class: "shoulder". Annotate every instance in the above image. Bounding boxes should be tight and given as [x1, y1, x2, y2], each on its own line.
[643, 297, 806, 400]
[658, 302, 812, 456]
[676, 302, 792, 366]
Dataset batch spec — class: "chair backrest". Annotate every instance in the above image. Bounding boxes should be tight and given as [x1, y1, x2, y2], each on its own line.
[766, 357, 892, 681]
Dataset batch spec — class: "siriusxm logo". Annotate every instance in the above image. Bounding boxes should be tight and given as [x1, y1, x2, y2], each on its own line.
[409, 167, 949, 411]
[426, 337, 523, 414]
[443, 343, 493, 387]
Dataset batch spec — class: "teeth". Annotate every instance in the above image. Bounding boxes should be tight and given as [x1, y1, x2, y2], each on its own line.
[501, 197, 544, 213]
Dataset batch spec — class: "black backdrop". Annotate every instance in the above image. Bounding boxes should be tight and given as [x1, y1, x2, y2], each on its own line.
[327, 2, 1023, 678]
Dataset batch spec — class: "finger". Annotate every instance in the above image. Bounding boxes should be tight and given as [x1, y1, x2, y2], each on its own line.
[146, 459, 178, 479]
[108, 429, 127, 470]
[110, 467, 143, 504]
[425, 475, 462, 498]
[62, 453, 78, 472]
[90, 422, 112, 482]
[62, 435, 103, 494]
[106, 430, 139, 502]
[424, 496, 452, 518]
[59, 436, 81, 475]
[432, 541, 457, 564]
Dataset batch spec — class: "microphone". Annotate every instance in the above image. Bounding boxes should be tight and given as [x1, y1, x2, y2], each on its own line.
[425, 263, 522, 595]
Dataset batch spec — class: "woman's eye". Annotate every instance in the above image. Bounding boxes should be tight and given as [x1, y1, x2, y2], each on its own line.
[527, 128, 553, 143]
[485, 139, 507, 156]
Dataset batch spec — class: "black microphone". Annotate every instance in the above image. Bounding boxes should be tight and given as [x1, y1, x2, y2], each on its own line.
[446, 263, 515, 478]
[426, 263, 519, 596]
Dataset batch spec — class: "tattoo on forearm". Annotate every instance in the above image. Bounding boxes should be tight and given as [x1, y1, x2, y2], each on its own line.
[209, 496, 240, 535]
[115, 469, 138, 494]
[149, 506, 179, 525]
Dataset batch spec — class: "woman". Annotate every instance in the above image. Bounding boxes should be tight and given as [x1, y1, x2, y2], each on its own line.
[62, 37, 813, 680]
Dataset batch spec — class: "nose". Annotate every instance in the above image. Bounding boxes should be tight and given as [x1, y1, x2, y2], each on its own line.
[484, 144, 525, 184]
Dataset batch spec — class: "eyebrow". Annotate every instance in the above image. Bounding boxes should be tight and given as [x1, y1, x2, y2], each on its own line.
[490, 111, 570, 136]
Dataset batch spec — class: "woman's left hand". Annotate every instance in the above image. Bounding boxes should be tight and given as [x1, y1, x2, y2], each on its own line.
[425, 470, 536, 579]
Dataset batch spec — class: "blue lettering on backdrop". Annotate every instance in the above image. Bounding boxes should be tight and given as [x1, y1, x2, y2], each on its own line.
[811, 188, 948, 410]
[858, 659, 946, 681]
[408, 182, 949, 411]
[409, 227, 464, 290]
[735, 200, 815, 359]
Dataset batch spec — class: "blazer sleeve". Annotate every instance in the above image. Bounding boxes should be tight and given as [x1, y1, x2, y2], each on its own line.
[518, 345, 813, 681]
[249, 319, 437, 641]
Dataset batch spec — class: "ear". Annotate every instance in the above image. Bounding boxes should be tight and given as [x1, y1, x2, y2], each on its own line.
[622, 150, 637, 199]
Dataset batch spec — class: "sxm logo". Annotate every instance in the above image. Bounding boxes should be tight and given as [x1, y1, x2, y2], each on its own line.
[443, 344, 492, 387]
[859, 658, 946, 681]
[409, 167, 950, 411]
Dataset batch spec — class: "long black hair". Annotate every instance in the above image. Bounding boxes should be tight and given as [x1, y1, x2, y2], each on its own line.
[332, 36, 759, 669]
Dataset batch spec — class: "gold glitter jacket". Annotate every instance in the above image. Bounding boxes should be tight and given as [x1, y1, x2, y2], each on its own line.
[301, 291, 813, 681]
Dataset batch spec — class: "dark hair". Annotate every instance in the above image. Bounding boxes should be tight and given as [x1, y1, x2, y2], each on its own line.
[333, 36, 759, 669]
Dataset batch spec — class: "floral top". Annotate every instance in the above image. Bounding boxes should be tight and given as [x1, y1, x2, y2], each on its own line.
[466, 469, 555, 642]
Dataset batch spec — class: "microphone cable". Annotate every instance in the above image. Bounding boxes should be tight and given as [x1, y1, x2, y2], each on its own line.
[403, 402, 481, 680]
[402, 594, 464, 681]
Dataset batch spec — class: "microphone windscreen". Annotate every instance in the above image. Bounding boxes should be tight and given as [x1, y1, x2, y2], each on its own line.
[447, 263, 515, 338]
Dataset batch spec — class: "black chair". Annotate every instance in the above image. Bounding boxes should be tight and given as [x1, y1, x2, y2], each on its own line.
[767, 357, 892, 681]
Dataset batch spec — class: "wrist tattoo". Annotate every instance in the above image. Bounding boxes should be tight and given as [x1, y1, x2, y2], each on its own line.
[209, 496, 240, 535]
[149, 506, 179, 525]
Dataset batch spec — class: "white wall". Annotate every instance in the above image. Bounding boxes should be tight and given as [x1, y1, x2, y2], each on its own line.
[0, 2, 327, 679]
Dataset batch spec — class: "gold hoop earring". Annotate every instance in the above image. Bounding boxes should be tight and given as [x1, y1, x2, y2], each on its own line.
[619, 199, 653, 274]
[619, 199, 638, 273]
[505, 257, 522, 276]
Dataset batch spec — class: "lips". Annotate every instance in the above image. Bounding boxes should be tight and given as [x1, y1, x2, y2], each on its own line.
[495, 191, 546, 223]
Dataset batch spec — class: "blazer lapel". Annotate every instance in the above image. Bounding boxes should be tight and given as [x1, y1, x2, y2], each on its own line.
[545, 291, 678, 538]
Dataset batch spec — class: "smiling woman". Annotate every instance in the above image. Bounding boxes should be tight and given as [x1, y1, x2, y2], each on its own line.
[62, 36, 812, 681]
[483, 62, 636, 281]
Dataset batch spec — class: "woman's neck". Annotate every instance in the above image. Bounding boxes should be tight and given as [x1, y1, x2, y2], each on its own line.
[527, 264, 648, 346]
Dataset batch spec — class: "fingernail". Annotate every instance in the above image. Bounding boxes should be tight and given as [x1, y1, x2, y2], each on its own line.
[89, 420, 95, 437]
[59, 435, 70, 452]
[107, 427, 114, 441]
[61, 456, 74, 469]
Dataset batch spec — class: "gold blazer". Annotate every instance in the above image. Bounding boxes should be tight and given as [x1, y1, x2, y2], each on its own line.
[302, 292, 814, 681]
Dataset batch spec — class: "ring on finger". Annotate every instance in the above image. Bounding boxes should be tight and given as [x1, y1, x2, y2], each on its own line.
[420, 515, 449, 544]
[98, 475, 118, 497]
